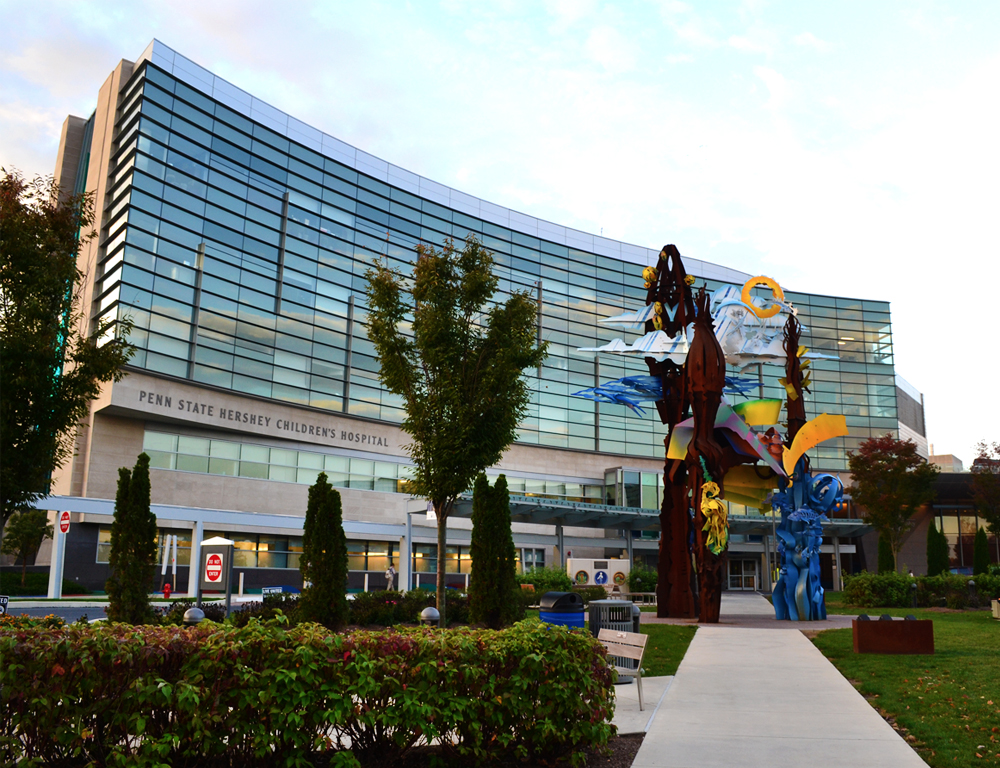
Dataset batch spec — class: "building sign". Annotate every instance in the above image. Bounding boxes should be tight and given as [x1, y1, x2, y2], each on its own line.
[205, 553, 224, 584]
[0, 596, 8, 616]
[58, 511, 71, 534]
[132, 387, 393, 448]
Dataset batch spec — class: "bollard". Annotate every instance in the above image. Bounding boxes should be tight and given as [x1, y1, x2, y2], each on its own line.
[968, 579, 976, 604]
[183, 607, 205, 626]
[910, 581, 917, 609]
[419, 607, 440, 627]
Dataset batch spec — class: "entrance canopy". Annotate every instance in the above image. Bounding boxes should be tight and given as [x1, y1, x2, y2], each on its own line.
[450, 493, 872, 538]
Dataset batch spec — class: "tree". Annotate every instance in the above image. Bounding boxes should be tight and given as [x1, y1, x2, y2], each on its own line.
[298, 472, 349, 629]
[972, 527, 990, 576]
[926, 519, 950, 577]
[0, 509, 53, 585]
[469, 474, 522, 629]
[366, 236, 547, 625]
[848, 434, 938, 573]
[971, 440, 1000, 534]
[1, 170, 134, 526]
[105, 453, 157, 624]
[877, 535, 895, 573]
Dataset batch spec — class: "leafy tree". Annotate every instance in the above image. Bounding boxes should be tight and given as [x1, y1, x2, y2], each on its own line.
[469, 474, 522, 628]
[972, 527, 990, 576]
[848, 434, 938, 572]
[971, 440, 1000, 534]
[926, 519, 950, 577]
[877, 535, 895, 573]
[105, 453, 157, 624]
[366, 235, 547, 625]
[1, 170, 133, 526]
[0, 509, 53, 585]
[298, 472, 349, 629]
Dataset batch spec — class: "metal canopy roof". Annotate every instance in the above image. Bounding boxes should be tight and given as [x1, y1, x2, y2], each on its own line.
[451, 494, 873, 538]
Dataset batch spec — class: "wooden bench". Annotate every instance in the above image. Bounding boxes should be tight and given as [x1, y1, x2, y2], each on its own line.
[598, 628, 648, 710]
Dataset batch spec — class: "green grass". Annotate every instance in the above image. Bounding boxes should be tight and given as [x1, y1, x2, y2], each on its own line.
[639, 624, 697, 677]
[812, 609, 1000, 768]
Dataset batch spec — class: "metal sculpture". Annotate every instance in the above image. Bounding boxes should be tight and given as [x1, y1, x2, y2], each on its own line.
[574, 245, 848, 623]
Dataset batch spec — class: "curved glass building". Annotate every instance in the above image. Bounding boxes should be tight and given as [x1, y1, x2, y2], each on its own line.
[44, 40, 890, 594]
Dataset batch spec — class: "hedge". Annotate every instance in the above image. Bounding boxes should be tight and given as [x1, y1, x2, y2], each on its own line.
[843, 571, 1000, 609]
[1, 618, 615, 767]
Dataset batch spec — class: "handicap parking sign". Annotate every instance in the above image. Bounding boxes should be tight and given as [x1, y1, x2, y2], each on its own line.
[594, 570, 608, 585]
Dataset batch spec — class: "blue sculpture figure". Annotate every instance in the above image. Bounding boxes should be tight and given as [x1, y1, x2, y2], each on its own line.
[771, 461, 843, 621]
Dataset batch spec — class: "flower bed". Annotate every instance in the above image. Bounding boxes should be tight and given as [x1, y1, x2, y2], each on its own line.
[1, 618, 615, 767]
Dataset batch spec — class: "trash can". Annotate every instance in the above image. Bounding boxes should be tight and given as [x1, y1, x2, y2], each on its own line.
[540, 591, 585, 629]
[589, 599, 635, 637]
[590, 599, 638, 684]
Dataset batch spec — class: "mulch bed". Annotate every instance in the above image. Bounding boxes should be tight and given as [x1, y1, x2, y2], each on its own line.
[359, 733, 646, 767]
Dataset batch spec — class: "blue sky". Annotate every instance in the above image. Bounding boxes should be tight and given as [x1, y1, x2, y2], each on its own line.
[3, 0, 998, 465]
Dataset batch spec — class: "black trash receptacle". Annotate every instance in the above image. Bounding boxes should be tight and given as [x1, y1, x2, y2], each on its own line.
[540, 591, 585, 629]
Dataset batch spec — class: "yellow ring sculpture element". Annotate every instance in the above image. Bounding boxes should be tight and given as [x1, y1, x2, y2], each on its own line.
[643, 266, 658, 283]
[652, 315, 664, 330]
[741, 276, 785, 319]
[701, 481, 729, 556]
[654, 302, 664, 315]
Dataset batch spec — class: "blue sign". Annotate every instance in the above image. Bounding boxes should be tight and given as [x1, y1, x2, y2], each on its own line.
[594, 571, 609, 585]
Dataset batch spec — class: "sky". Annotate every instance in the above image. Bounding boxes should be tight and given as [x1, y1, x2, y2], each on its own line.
[3, 0, 998, 466]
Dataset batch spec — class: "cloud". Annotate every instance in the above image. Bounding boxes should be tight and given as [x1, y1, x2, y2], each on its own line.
[584, 25, 636, 73]
[792, 31, 830, 51]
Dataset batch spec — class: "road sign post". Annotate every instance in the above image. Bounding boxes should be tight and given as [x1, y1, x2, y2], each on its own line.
[198, 536, 235, 617]
[46, 511, 71, 599]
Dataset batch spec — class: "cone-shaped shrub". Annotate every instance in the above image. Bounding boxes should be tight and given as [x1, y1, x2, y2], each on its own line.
[972, 527, 990, 575]
[469, 474, 522, 628]
[105, 453, 157, 624]
[926, 520, 950, 576]
[299, 472, 349, 629]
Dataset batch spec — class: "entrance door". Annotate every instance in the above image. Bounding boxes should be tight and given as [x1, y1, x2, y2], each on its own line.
[728, 559, 759, 591]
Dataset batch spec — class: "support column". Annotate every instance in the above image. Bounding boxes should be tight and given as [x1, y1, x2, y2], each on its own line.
[555, 524, 565, 569]
[833, 536, 842, 592]
[46, 511, 66, 599]
[625, 529, 634, 564]
[763, 535, 773, 593]
[403, 512, 413, 592]
[189, 519, 204, 596]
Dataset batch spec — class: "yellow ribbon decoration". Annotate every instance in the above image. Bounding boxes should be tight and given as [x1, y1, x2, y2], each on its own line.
[701, 481, 729, 555]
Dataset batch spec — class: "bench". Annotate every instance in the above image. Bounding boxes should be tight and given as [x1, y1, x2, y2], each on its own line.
[598, 628, 648, 710]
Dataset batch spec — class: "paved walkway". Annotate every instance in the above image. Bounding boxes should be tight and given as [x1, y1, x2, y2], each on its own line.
[624, 592, 928, 767]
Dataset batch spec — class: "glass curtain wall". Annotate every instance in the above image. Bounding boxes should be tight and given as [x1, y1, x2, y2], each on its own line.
[95, 61, 896, 473]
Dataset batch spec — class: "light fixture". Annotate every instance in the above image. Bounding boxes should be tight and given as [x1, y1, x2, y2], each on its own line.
[840, 336, 855, 341]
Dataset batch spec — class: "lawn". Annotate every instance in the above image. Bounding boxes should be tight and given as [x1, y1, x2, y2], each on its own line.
[812, 608, 1000, 768]
[639, 623, 697, 677]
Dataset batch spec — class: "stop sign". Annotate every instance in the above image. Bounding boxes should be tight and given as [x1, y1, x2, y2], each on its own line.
[205, 553, 223, 583]
[58, 511, 71, 534]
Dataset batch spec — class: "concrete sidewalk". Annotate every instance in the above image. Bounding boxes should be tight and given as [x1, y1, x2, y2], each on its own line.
[631, 593, 928, 767]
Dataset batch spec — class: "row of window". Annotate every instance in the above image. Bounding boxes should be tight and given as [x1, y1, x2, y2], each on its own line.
[142, 430, 606, 502]
[96, 526, 545, 574]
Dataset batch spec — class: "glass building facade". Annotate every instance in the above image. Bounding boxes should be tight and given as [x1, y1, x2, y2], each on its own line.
[84, 44, 895, 477]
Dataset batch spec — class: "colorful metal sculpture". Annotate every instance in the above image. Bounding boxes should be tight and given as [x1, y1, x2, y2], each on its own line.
[573, 245, 848, 623]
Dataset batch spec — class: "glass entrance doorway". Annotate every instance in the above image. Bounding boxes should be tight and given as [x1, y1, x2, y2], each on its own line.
[728, 559, 758, 591]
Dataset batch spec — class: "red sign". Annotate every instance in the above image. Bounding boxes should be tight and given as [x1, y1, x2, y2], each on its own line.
[205, 553, 223, 583]
[58, 511, 71, 534]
